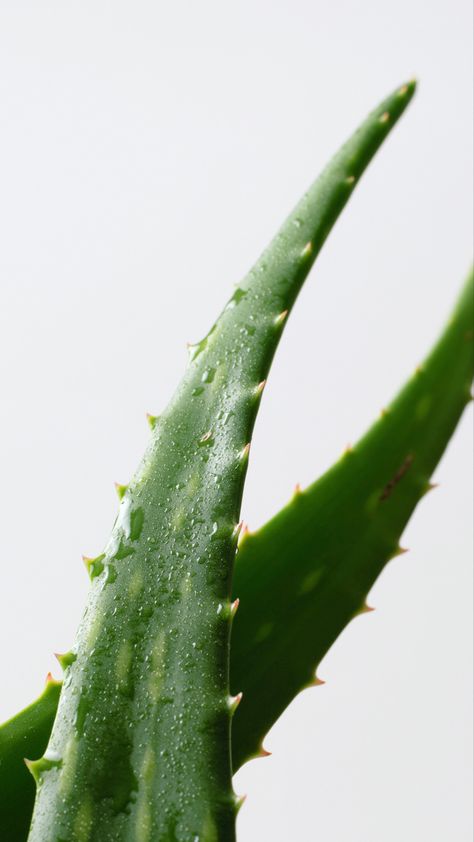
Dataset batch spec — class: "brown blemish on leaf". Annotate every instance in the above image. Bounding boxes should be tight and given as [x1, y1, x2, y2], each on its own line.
[379, 454, 414, 501]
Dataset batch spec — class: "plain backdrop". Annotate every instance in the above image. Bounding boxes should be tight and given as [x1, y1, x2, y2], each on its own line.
[0, 2, 472, 840]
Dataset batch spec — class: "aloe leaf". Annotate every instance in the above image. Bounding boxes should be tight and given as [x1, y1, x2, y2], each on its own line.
[3, 267, 471, 840]
[231, 269, 474, 768]
[0, 677, 61, 840]
[22, 82, 415, 842]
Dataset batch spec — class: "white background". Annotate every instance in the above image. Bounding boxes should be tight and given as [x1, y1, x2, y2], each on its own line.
[0, 2, 472, 840]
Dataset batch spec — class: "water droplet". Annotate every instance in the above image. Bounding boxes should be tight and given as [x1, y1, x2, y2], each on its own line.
[201, 367, 216, 384]
[44, 748, 62, 763]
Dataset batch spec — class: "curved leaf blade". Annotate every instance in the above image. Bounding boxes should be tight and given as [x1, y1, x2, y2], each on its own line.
[231, 270, 474, 768]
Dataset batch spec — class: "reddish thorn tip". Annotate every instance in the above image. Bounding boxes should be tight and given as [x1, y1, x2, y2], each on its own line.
[238, 524, 251, 547]
[232, 521, 244, 540]
[229, 691, 243, 713]
[275, 309, 289, 326]
[114, 482, 128, 500]
[231, 598, 240, 616]
[356, 602, 375, 617]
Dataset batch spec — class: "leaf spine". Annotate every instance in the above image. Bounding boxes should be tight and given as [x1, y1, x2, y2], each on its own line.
[82, 554, 105, 580]
[114, 482, 128, 500]
[24, 753, 61, 784]
[390, 545, 409, 559]
[274, 310, 288, 327]
[228, 692, 243, 715]
[422, 481, 439, 496]
[54, 651, 77, 671]
[234, 794, 247, 814]
[146, 413, 159, 430]
[24, 758, 41, 783]
[237, 523, 251, 548]
[231, 521, 244, 543]
[240, 443, 251, 464]
[357, 602, 375, 616]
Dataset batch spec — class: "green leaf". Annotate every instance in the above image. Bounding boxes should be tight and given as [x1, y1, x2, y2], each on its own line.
[0, 676, 61, 840]
[2, 268, 471, 839]
[24, 81, 416, 842]
[231, 270, 474, 768]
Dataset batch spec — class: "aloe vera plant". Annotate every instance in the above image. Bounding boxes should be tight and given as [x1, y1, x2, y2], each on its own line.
[2, 267, 473, 840]
[1, 79, 472, 841]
